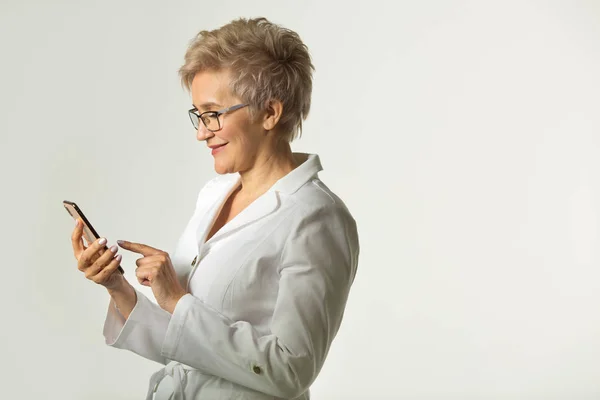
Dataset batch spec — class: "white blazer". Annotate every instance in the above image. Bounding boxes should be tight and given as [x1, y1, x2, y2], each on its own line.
[103, 153, 360, 400]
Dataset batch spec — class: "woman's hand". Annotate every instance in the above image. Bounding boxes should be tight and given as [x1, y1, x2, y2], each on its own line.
[72, 219, 124, 290]
[116, 240, 187, 313]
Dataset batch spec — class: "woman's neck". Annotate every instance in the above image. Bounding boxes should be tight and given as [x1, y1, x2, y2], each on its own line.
[237, 142, 298, 200]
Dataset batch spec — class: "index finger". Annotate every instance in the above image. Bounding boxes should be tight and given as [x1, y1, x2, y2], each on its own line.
[117, 240, 162, 256]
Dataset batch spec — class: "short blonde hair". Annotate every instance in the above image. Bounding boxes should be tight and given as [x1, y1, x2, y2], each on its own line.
[178, 17, 314, 142]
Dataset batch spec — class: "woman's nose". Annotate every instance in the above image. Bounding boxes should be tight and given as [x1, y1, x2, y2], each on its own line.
[196, 124, 214, 141]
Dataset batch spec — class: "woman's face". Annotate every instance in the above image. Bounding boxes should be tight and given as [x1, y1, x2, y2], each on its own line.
[191, 69, 265, 175]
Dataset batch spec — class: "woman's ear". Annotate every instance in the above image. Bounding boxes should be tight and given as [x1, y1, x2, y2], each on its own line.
[262, 99, 284, 131]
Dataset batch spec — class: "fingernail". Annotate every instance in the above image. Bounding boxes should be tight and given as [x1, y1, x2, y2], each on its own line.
[98, 238, 107, 245]
[109, 245, 118, 253]
[115, 254, 122, 261]
[117, 240, 124, 246]
[75, 219, 79, 226]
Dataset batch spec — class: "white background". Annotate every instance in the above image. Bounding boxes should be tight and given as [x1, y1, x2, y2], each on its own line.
[1, 1, 599, 399]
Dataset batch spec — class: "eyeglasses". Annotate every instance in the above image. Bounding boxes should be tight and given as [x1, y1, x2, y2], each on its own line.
[188, 103, 249, 132]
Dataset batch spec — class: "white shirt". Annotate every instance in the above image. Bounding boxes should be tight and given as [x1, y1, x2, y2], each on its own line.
[103, 153, 360, 400]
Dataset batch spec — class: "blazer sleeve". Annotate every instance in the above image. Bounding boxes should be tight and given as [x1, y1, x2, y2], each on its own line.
[160, 204, 360, 398]
[101, 177, 225, 365]
[103, 288, 172, 365]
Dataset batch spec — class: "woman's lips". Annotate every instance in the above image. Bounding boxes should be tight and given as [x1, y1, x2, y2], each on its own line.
[212, 143, 227, 155]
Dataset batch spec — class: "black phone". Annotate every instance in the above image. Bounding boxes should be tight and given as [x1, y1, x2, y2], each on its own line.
[63, 200, 124, 275]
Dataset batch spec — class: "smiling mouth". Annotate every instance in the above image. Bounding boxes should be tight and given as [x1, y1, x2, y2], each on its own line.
[211, 143, 228, 154]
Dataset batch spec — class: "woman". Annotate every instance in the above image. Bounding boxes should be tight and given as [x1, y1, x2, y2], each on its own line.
[71, 17, 359, 400]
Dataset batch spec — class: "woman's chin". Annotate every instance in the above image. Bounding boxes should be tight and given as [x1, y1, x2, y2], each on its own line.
[213, 161, 233, 175]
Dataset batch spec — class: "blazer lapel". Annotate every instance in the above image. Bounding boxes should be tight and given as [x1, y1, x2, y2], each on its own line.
[194, 175, 241, 246]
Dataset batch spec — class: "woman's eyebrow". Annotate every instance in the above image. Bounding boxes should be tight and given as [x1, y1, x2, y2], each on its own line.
[192, 102, 222, 111]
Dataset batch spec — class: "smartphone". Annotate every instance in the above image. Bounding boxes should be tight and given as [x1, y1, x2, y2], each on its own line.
[63, 200, 124, 275]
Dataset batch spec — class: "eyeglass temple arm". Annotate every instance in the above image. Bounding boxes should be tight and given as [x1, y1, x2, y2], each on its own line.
[218, 103, 248, 115]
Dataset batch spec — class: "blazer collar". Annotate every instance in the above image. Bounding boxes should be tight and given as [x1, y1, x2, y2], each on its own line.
[227, 152, 323, 195]
[268, 152, 323, 194]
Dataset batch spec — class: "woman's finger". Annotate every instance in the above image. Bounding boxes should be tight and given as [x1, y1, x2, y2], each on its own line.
[71, 219, 85, 259]
[134, 255, 164, 268]
[78, 237, 108, 271]
[139, 278, 151, 287]
[135, 265, 155, 287]
[91, 253, 123, 284]
[85, 245, 119, 279]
